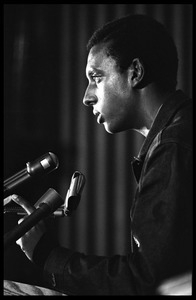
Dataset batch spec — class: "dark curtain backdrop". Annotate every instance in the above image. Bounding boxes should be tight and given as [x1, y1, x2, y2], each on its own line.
[4, 4, 193, 286]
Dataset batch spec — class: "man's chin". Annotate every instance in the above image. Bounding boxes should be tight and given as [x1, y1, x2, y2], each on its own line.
[103, 123, 121, 134]
[103, 123, 113, 134]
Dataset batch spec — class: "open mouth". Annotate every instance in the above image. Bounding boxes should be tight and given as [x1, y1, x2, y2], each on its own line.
[96, 113, 102, 124]
[93, 109, 104, 124]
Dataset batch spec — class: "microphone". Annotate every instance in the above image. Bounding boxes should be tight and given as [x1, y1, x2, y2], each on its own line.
[4, 188, 64, 249]
[63, 171, 85, 216]
[4, 171, 86, 217]
[4, 171, 86, 249]
[34, 170, 85, 216]
[4, 152, 59, 196]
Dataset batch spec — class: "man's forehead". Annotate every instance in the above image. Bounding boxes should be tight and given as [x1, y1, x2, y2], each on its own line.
[86, 44, 115, 72]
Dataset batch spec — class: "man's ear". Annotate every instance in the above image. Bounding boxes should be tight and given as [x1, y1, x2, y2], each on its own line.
[129, 58, 144, 88]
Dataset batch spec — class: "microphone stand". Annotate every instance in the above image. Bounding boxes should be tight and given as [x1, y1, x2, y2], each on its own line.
[4, 188, 64, 250]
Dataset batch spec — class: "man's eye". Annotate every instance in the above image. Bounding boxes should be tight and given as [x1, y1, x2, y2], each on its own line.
[91, 75, 102, 84]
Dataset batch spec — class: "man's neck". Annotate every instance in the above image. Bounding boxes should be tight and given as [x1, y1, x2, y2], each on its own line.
[137, 85, 174, 136]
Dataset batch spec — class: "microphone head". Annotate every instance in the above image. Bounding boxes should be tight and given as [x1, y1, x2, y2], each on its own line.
[27, 152, 59, 176]
[37, 188, 64, 212]
[64, 171, 86, 216]
[4, 152, 59, 197]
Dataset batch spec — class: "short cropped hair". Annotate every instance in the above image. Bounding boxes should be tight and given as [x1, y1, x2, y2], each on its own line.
[87, 14, 178, 91]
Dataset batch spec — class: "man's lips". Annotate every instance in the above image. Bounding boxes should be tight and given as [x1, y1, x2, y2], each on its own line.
[97, 113, 103, 124]
[93, 111, 104, 124]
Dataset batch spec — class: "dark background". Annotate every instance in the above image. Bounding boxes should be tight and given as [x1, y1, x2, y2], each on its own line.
[4, 4, 193, 287]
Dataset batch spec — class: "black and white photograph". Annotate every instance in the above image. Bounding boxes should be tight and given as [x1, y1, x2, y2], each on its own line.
[4, 4, 193, 295]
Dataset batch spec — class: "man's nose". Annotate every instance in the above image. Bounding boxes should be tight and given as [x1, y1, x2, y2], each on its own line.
[83, 89, 98, 106]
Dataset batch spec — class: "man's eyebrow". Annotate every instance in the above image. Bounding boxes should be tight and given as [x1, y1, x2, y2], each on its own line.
[88, 67, 101, 73]
[87, 70, 94, 76]
[87, 67, 102, 77]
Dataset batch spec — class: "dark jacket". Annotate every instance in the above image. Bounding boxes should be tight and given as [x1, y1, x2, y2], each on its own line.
[33, 90, 193, 295]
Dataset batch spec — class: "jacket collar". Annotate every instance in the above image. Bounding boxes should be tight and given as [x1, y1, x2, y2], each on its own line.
[131, 90, 190, 182]
[139, 90, 189, 158]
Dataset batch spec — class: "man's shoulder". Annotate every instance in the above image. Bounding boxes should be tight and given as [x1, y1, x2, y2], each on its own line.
[161, 97, 193, 149]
